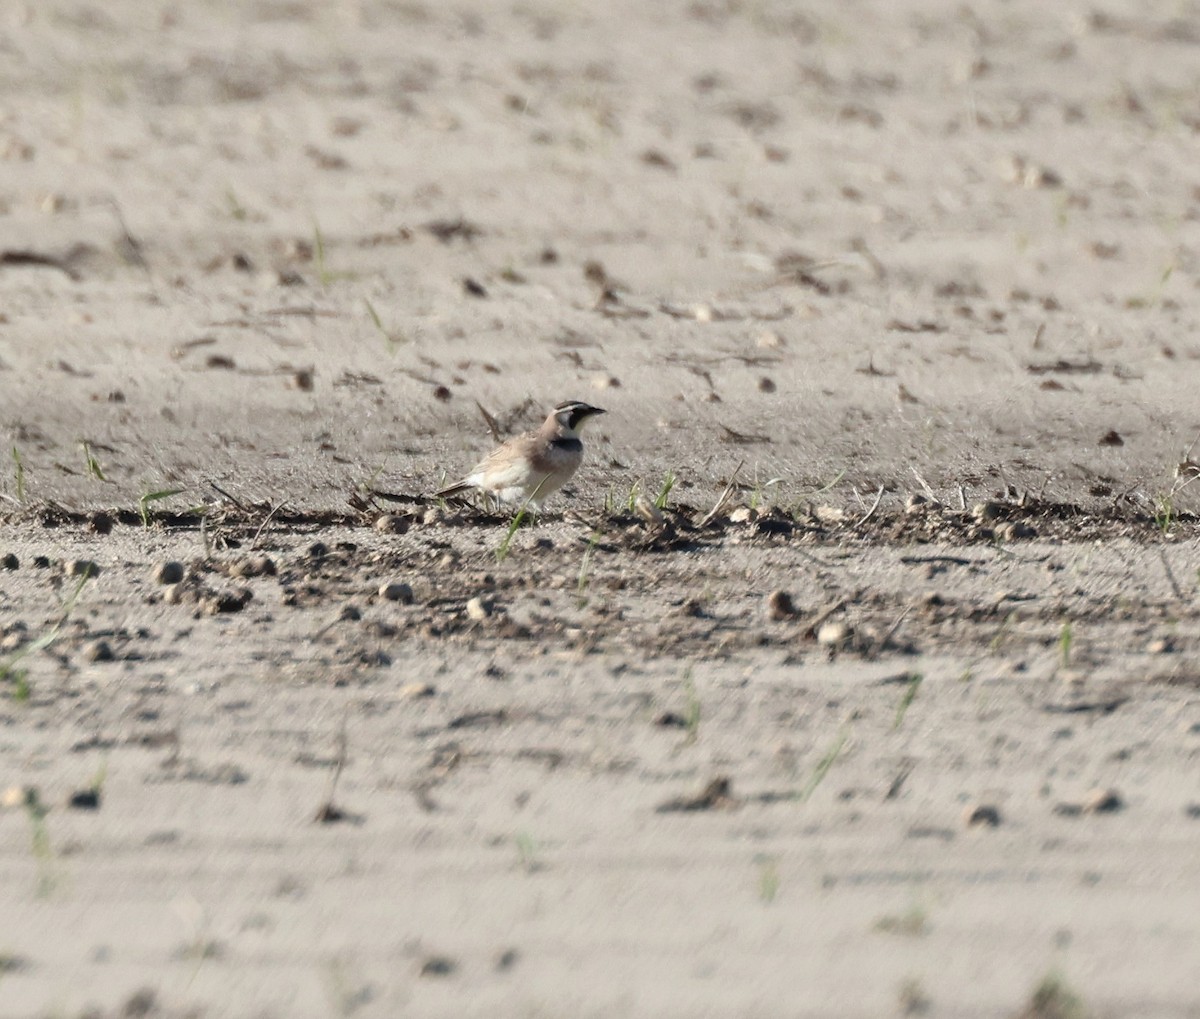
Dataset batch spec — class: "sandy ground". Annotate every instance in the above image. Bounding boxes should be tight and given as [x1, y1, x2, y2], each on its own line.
[3, 0, 1200, 1016]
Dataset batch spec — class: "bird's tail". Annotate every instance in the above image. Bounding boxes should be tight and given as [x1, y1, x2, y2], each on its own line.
[435, 481, 473, 500]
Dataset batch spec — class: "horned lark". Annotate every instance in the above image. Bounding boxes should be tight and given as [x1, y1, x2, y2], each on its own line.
[436, 400, 606, 509]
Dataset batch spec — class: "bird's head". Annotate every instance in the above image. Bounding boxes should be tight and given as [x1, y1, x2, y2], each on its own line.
[552, 400, 606, 436]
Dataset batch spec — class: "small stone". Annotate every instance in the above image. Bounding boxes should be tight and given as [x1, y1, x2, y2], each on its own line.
[592, 374, 620, 389]
[757, 330, 785, 349]
[400, 682, 436, 700]
[1083, 788, 1123, 814]
[291, 369, 314, 391]
[466, 596, 493, 621]
[67, 788, 101, 810]
[996, 521, 1037, 540]
[758, 376, 776, 393]
[67, 559, 101, 578]
[231, 555, 275, 578]
[84, 640, 114, 663]
[419, 955, 457, 977]
[1146, 636, 1175, 654]
[972, 501, 1002, 522]
[653, 711, 688, 728]
[2, 553, 17, 570]
[728, 506, 755, 524]
[963, 803, 1002, 828]
[374, 514, 409, 534]
[633, 496, 664, 527]
[423, 507, 445, 526]
[204, 588, 253, 614]
[379, 582, 414, 604]
[692, 303, 713, 322]
[153, 561, 185, 585]
[1, 786, 29, 810]
[817, 620, 853, 648]
[163, 583, 186, 605]
[765, 590, 796, 620]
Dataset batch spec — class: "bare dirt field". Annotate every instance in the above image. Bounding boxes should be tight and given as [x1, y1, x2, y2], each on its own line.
[3, 1, 1200, 1016]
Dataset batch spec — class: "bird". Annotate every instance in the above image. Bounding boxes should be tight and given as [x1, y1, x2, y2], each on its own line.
[435, 400, 606, 510]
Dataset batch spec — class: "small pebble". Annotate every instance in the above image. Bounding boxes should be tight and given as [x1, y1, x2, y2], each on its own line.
[996, 520, 1037, 540]
[153, 561, 185, 585]
[419, 956, 457, 977]
[203, 589, 253, 614]
[1083, 788, 1123, 814]
[633, 496, 664, 526]
[374, 514, 409, 534]
[163, 584, 186, 605]
[379, 582, 414, 604]
[400, 682, 436, 700]
[765, 590, 796, 620]
[67, 559, 101, 578]
[84, 640, 114, 663]
[963, 803, 1002, 828]
[817, 620, 853, 648]
[758, 376, 776, 393]
[231, 555, 275, 578]
[972, 502, 1003, 522]
[905, 494, 929, 514]
[1, 786, 31, 810]
[2, 553, 17, 570]
[67, 789, 101, 810]
[466, 596, 493, 621]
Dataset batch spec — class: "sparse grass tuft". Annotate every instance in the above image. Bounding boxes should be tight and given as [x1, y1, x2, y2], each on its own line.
[494, 480, 547, 562]
[82, 441, 106, 481]
[576, 532, 601, 608]
[681, 670, 701, 746]
[893, 673, 923, 730]
[1, 570, 95, 703]
[653, 471, 676, 510]
[364, 299, 405, 354]
[22, 789, 56, 898]
[1018, 969, 1087, 1019]
[139, 487, 185, 527]
[756, 855, 780, 903]
[1058, 621, 1073, 669]
[875, 905, 928, 937]
[11, 446, 25, 501]
[515, 831, 540, 873]
[313, 221, 331, 286]
[800, 730, 847, 801]
[494, 505, 529, 563]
